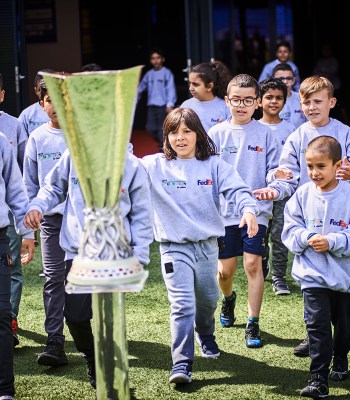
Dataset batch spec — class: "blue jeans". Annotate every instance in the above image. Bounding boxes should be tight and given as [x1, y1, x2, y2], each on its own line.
[0, 227, 15, 397]
[160, 239, 220, 365]
[8, 212, 23, 320]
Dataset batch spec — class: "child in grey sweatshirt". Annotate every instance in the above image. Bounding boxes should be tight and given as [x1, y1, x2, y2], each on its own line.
[24, 148, 154, 388]
[282, 136, 350, 398]
[142, 107, 258, 384]
[23, 79, 68, 367]
[0, 132, 35, 400]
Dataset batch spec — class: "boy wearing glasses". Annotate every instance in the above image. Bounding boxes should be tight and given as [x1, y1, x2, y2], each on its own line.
[207, 74, 280, 348]
[273, 63, 307, 129]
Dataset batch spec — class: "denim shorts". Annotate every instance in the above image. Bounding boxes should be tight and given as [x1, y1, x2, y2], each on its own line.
[217, 224, 267, 259]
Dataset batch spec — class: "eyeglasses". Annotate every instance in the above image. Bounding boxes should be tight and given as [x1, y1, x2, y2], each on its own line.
[277, 76, 294, 81]
[227, 97, 257, 107]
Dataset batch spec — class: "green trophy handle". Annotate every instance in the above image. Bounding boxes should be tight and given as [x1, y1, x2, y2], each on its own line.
[92, 292, 129, 400]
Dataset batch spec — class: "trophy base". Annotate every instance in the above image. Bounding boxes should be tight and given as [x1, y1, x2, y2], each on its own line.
[67, 255, 145, 287]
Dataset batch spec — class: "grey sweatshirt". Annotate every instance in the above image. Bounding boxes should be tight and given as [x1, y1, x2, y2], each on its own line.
[18, 102, 50, 136]
[208, 118, 280, 227]
[0, 111, 28, 172]
[180, 97, 231, 132]
[23, 122, 67, 215]
[269, 118, 350, 199]
[28, 149, 154, 264]
[282, 180, 350, 292]
[0, 132, 33, 238]
[141, 153, 258, 243]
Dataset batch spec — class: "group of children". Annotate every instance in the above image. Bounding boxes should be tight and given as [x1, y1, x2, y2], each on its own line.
[1, 48, 350, 399]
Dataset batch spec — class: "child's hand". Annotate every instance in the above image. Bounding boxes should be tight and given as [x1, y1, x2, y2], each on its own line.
[336, 156, 350, 181]
[274, 167, 293, 180]
[253, 187, 278, 201]
[24, 210, 43, 229]
[308, 234, 329, 252]
[21, 238, 35, 265]
[239, 212, 258, 238]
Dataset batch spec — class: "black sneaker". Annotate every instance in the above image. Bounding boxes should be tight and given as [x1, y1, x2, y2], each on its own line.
[245, 322, 263, 348]
[300, 374, 329, 398]
[37, 343, 68, 366]
[262, 243, 271, 280]
[272, 277, 291, 295]
[169, 361, 192, 384]
[196, 334, 220, 358]
[329, 356, 349, 381]
[294, 335, 310, 357]
[219, 291, 236, 328]
[86, 359, 96, 389]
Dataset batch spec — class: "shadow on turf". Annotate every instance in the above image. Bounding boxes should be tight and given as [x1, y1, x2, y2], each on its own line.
[128, 340, 350, 397]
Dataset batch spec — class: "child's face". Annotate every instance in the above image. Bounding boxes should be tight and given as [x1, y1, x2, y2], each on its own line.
[168, 121, 196, 159]
[0, 89, 4, 104]
[188, 72, 214, 101]
[276, 46, 290, 62]
[259, 88, 285, 117]
[150, 53, 164, 70]
[225, 86, 258, 125]
[306, 150, 341, 192]
[273, 70, 295, 93]
[300, 89, 336, 128]
[40, 94, 59, 127]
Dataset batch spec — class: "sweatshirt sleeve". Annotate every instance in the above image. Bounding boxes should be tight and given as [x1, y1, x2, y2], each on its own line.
[28, 152, 69, 214]
[165, 69, 177, 108]
[326, 230, 350, 257]
[126, 160, 154, 266]
[268, 135, 300, 199]
[218, 159, 259, 217]
[281, 192, 310, 255]
[23, 136, 40, 202]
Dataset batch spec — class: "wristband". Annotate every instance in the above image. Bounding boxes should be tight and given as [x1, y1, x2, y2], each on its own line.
[307, 232, 317, 240]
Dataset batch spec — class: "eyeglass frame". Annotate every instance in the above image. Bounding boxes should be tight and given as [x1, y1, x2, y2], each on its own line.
[276, 76, 294, 82]
[227, 97, 257, 107]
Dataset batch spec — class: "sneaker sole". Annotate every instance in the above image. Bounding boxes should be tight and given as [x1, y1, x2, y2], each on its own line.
[220, 317, 236, 328]
[274, 289, 291, 295]
[169, 373, 192, 384]
[37, 355, 68, 366]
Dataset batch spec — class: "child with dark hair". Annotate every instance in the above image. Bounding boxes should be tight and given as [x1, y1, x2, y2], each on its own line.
[208, 74, 280, 348]
[137, 47, 177, 151]
[272, 63, 307, 129]
[0, 72, 29, 346]
[181, 60, 232, 132]
[0, 131, 35, 400]
[259, 40, 301, 91]
[142, 107, 258, 384]
[18, 69, 55, 136]
[23, 79, 68, 367]
[282, 135, 350, 398]
[258, 77, 295, 294]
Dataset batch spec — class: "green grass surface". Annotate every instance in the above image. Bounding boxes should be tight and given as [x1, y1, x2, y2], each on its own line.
[14, 242, 350, 399]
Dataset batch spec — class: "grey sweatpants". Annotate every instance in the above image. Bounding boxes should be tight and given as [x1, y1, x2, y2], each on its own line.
[160, 239, 220, 366]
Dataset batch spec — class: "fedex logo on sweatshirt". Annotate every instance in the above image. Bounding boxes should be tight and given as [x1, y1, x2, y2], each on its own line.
[248, 145, 263, 152]
[330, 219, 348, 228]
[211, 118, 223, 124]
[198, 179, 212, 186]
[38, 152, 62, 160]
[162, 179, 186, 189]
[221, 146, 238, 154]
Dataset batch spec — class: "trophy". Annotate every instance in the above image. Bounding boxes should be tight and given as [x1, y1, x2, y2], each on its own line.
[41, 67, 146, 400]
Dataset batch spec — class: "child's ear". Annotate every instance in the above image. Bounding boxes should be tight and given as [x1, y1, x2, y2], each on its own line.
[39, 99, 44, 108]
[329, 97, 337, 109]
[335, 159, 343, 169]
